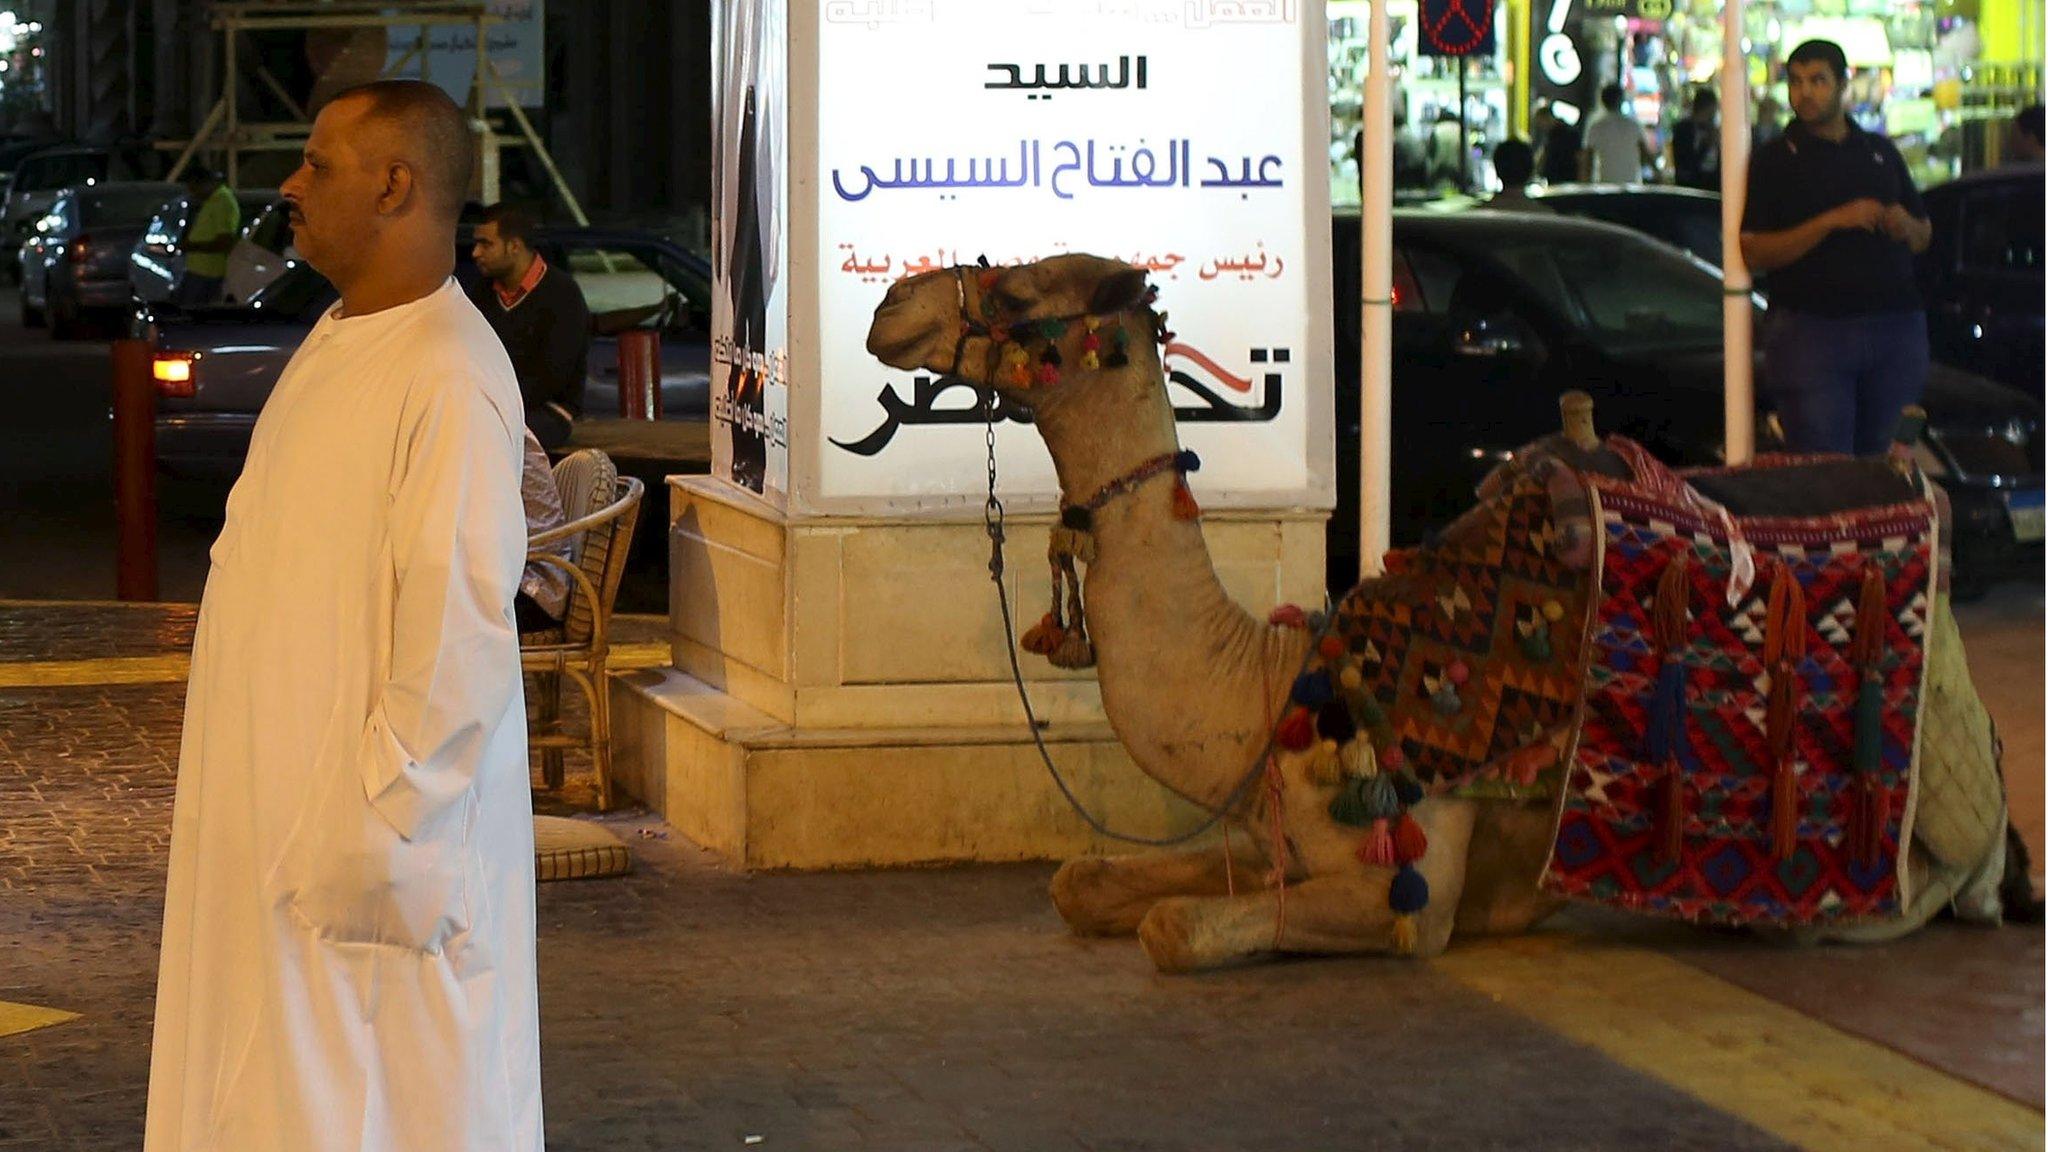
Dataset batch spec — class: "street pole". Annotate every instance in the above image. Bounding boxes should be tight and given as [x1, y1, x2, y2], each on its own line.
[1360, 0, 1395, 579]
[1722, 0, 1754, 464]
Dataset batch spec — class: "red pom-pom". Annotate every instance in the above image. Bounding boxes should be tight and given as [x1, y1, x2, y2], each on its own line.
[1035, 362, 1060, 386]
[1447, 660, 1470, 686]
[1081, 332, 1102, 351]
[1393, 812, 1429, 863]
[1021, 613, 1064, 656]
[1380, 744, 1407, 771]
[1275, 707, 1316, 751]
[1269, 605, 1309, 629]
[1318, 634, 1347, 662]
[1171, 479, 1201, 521]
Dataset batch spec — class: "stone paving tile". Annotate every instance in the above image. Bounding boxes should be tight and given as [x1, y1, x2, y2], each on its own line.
[0, 681, 1792, 1151]
[0, 602, 199, 665]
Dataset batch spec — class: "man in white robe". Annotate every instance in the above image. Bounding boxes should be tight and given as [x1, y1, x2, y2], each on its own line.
[145, 80, 543, 1151]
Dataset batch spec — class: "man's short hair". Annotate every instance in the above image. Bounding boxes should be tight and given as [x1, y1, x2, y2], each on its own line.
[1787, 39, 1849, 83]
[2018, 103, 2045, 146]
[329, 79, 474, 217]
[1692, 88, 1719, 112]
[1493, 138, 1536, 186]
[1600, 83, 1624, 112]
[479, 202, 540, 248]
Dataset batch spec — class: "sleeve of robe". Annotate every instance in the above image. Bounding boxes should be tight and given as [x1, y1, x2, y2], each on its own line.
[360, 371, 526, 842]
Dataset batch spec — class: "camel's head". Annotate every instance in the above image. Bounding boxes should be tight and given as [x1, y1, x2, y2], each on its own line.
[865, 253, 1156, 408]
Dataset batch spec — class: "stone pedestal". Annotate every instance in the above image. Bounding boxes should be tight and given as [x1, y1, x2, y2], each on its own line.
[609, 476, 1327, 869]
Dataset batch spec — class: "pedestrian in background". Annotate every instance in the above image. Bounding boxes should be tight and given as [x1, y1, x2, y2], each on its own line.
[1582, 83, 1652, 184]
[175, 167, 239, 306]
[1671, 88, 1721, 190]
[145, 79, 543, 1152]
[1483, 139, 1550, 211]
[1740, 39, 1933, 456]
[2010, 104, 2044, 163]
[468, 202, 592, 451]
[1533, 100, 1582, 185]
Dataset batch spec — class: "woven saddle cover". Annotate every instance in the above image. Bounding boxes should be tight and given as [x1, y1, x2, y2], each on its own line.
[1539, 442, 1938, 926]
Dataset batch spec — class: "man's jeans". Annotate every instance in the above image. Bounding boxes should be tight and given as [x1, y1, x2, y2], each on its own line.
[1763, 309, 1929, 456]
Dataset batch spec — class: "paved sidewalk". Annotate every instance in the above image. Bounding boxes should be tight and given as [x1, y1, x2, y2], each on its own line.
[0, 599, 2041, 1151]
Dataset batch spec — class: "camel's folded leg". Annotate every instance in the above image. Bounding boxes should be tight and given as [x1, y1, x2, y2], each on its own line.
[1135, 800, 1479, 973]
[1455, 800, 1568, 937]
[1050, 834, 1270, 938]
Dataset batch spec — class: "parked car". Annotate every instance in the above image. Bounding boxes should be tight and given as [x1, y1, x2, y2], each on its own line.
[1, 146, 149, 274]
[1530, 183, 1726, 269]
[20, 181, 181, 337]
[1917, 164, 2044, 395]
[128, 189, 284, 306]
[1328, 210, 2043, 597]
[143, 226, 715, 477]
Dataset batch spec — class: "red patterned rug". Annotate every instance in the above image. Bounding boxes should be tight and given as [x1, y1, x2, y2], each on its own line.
[1539, 444, 1937, 926]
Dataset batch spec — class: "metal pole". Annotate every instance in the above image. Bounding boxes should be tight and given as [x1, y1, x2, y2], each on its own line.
[1360, 0, 1395, 578]
[223, 24, 238, 187]
[112, 339, 158, 602]
[1722, 0, 1754, 464]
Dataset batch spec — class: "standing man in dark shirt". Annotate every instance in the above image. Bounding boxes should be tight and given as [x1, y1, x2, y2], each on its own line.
[1740, 39, 1932, 456]
[467, 202, 591, 450]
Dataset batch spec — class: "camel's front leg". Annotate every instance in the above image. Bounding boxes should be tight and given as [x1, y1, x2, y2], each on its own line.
[1136, 800, 1479, 972]
[1050, 834, 1271, 937]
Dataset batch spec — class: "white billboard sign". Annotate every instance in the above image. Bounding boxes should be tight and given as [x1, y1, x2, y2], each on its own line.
[387, 0, 545, 108]
[793, 0, 1334, 515]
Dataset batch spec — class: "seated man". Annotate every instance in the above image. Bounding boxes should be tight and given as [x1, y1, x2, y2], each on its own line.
[1483, 139, 1549, 212]
[517, 429, 575, 633]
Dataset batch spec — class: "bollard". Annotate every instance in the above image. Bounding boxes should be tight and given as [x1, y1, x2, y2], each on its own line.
[616, 328, 662, 421]
[111, 338, 158, 601]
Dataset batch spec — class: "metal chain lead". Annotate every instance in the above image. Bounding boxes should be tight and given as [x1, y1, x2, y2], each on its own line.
[980, 388, 1276, 847]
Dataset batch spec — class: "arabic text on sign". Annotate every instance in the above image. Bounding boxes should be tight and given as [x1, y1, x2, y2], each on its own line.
[830, 139, 1286, 202]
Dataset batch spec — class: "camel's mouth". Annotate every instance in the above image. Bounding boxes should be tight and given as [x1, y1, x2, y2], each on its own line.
[863, 310, 927, 371]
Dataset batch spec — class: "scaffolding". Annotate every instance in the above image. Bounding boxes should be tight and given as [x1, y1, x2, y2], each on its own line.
[160, 1, 588, 224]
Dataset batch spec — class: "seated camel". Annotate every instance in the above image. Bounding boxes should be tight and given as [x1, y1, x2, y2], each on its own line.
[865, 254, 2020, 973]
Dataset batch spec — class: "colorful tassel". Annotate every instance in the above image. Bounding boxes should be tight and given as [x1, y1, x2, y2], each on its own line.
[1338, 665, 1365, 693]
[1390, 772, 1425, 807]
[1051, 630, 1095, 669]
[1275, 707, 1316, 751]
[1770, 761, 1799, 860]
[1859, 778, 1888, 868]
[1646, 661, 1687, 764]
[1292, 670, 1335, 710]
[1393, 812, 1429, 864]
[1359, 818, 1396, 866]
[1171, 478, 1201, 520]
[1389, 863, 1430, 913]
[1306, 739, 1344, 786]
[1519, 625, 1552, 662]
[1341, 740, 1376, 779]
[1661, 767, 1687, 864]
[1021, 613, 1063, 656]
[1391, 915, 1419, 955]
[1318, 634, 1347, 663]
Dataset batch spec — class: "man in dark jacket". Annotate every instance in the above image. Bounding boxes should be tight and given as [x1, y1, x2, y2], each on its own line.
[467, 202, 591, 449]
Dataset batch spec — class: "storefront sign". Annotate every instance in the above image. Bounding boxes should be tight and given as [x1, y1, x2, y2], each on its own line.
[1418, 0, 1496, 57]
[803, 0, 1334, 512]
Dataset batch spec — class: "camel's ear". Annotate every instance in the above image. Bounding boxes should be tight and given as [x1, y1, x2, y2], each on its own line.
[1088, 266, 1151, 315]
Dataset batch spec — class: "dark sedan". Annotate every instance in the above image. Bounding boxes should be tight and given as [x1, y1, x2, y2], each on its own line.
[143, 226, 714, 477]
[1530, 183, 1726, 269]
[20, 181, 180, 336]
[1917, 164, 2043, 395]
[1329, 210, 2043, 596]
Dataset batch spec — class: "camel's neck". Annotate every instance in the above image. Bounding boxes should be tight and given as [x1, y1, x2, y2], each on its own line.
[1031, 347, 1310, 812]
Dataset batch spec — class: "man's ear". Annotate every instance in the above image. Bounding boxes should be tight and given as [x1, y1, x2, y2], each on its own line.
[1088, 265, 1150, 315]
[379, 162, 418, 216]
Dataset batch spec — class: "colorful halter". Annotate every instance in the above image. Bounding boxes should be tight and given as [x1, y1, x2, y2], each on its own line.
[947, 262, 1171, 390]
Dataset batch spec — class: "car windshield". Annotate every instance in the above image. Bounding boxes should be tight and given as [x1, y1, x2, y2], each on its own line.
[1484, 231, 1730, 353]
[79, 188, 174, 226]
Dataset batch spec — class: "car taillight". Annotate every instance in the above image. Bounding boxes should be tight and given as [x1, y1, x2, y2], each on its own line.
[152, 352, 196, 398]
[69, 234, 89, 263]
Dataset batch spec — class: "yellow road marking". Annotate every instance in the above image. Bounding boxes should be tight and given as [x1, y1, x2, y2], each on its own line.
[1436, 934, 2043, 1151]
[0, 644, 671, 689]
[0, 655, 190, 687]
[0, 1000, 78, 1038]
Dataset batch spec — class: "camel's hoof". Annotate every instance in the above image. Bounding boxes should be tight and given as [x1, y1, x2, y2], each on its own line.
[1050, 858, 1133, 937]
[1137, 899, 1202, 973]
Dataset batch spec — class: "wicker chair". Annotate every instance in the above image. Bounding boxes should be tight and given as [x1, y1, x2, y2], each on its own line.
[521, 449, 644, 810]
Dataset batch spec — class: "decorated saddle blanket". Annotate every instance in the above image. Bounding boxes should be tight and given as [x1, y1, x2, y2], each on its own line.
[1538, 441, 1939, 926]
[1273, 449, 1596, 828]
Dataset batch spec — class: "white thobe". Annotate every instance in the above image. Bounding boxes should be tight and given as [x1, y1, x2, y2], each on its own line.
[145, 279, 542, 1151]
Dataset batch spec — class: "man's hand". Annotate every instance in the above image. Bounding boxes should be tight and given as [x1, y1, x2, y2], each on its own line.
[1827, 198, 1886, 232]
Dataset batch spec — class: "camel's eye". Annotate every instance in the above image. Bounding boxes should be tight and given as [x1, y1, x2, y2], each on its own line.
[990, 287, 1031, 316]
